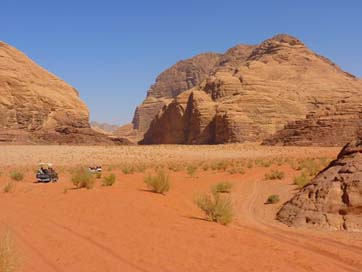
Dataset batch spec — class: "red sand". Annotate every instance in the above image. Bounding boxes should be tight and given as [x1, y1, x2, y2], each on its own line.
[0, 145, 361, 271]
[1, 166, 361, 272]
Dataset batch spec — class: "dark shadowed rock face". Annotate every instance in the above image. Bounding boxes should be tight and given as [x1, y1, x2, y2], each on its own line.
[140, 34, 362, 145]
[277, 139, 362, 231]
[0, 41, 118, 145]
[131, 52, 222, 134]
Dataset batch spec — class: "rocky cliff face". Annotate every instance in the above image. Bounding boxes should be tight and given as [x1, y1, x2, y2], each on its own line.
[125, 52, 221, 142]
[0, 41, 115, 144]
[141, 34, 362, 145]
[263, 100, 362, 146]
[277, 139, 362, 231]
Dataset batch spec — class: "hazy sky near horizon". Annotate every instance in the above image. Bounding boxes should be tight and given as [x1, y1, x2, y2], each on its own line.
[2, 0, 362, 125]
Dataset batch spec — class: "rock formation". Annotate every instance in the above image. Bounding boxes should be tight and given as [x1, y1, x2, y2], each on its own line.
[119, 53, 222, 142]
[0, 41, 116, 144]
[263, 101, 362, 146]
[141, 34, 362, 144]
[277, 139, 362, 231]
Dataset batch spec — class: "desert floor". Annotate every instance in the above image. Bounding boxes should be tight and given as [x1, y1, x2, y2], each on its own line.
[0, 144, 361, 272]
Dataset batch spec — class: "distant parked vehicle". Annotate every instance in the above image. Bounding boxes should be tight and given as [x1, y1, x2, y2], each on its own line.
[36, 163, 59, 183]
[88, 166, 102, 173]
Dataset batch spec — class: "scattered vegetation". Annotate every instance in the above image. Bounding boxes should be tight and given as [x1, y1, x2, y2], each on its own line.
[294, 172, 310, 188]
[71, 168, 95, 189]
[186, 164, 198, 178]
[9, 171, 24, 181]
[144, 171, 170, 194]
[195, 190, 233, 225]
[102, 173, 116, 187]
[227, 166, 245, 175]
[212, 182, 233, 194]
[264, 169, 285, 180]
[3, 182, 15, 193]
[266, 194, 280, 204]
[121, 165, 135, 175]
[0, 232, 18, 272]
[211, 161, 228, 171]
[247, 160, 254, 169]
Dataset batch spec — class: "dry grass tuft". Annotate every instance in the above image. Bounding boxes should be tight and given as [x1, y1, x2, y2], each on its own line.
[102, 173, 116, 187]
[195, 190, 233, 225]
[212, 182, 233, 194]
[144, 171, 170, 194]
[265, 169, 285, 180]
[9, 171, 24, 182]
[71, 168, 95, 189]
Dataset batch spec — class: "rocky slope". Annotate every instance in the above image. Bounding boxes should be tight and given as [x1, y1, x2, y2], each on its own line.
[0, 41, 115, 144]
[141, 34, 362, 144]
[277, 139, 362, 231]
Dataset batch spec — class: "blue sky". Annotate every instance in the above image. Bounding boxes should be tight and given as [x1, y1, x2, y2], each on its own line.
[2, 0, 362, 125]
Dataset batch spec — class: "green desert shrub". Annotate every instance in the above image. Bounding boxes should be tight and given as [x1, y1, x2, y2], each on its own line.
[212, 182, 233, 194]
[266, 194, 280, 204]
[195, 191, 233, 225]
[102, 173, 116, 187]
[144, 171, 170, 194]
[71, 168, 95, 189]
[9, 171, 24, 181]
[264, 169, 285, 180]
[294, 173, 310, 188]
[3, 182, 15, 193]
[0, 232, 18, 272]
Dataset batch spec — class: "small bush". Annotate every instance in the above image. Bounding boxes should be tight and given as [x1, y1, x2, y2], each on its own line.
[195, 191, 233, 225]
[212, 182, 233, 194]
[9, 171, 24, 181]
[186, 165, 197, 178]
[121, 165, 135, 175]
[71, 168, 95, 189]
[294, 173, 310, 188]
[265, 169, 285, 180]
[144, 171, 170, 194]
[102, 173, 116, 187]
[0, 232, 18, 272]
[201, 164, 209, 171]
[3, 182, 15, 193]
[266, 194, 280, 204]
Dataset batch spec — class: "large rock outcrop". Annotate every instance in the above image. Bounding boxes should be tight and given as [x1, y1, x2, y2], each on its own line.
[119, 53, 222, 142]
[263, 101, 362, 146]
[0, 41, 115, 144]
[277, 139, 362, 231]
[141, 34, 362, 144]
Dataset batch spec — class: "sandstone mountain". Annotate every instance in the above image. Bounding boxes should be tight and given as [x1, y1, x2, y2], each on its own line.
[277, 139, 362, 231]
[138, 34, 362, 145]
[0, 41, 115, 144]
[119, 52, 222, 142]
[90, 121, 119, 134]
